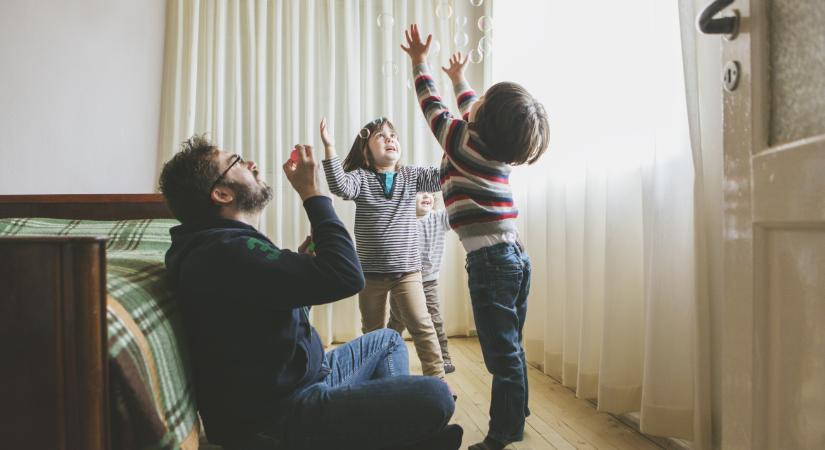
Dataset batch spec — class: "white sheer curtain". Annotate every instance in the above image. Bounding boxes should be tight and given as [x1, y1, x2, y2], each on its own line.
[491, 0, 712, 446]
[157, 0, 492, 344]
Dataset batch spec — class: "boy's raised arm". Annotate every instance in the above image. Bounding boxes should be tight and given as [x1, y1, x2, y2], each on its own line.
[401, 24, 467, 157]
[442, 52, 478, 121]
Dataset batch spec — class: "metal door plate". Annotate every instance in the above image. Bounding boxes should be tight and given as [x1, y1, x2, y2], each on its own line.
[723, 60, 740, 92]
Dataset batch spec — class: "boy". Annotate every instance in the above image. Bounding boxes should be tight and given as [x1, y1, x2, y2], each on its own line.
[401, 24, 550, 450]
[388, 192, 455, 373]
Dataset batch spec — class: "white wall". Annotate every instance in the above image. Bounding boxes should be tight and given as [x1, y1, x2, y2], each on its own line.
[0, 0, 166, 194]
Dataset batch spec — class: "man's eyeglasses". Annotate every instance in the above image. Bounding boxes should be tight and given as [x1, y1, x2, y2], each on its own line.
[209, 154, 243, 196]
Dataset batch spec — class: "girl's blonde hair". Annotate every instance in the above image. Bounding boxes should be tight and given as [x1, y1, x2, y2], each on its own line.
[343, 117, 400, 172]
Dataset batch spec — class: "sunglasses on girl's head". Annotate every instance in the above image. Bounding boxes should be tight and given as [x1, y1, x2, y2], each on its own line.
[359, 117, 387, 139]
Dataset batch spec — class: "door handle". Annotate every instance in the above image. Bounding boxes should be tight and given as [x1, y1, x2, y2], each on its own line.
[697, 0, 740, 37]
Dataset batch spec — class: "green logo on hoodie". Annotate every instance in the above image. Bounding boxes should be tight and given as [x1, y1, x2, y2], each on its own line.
[246, 237, 281, 260]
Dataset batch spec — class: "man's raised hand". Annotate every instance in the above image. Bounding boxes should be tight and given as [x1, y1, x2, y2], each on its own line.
[282, 144, 322, 201]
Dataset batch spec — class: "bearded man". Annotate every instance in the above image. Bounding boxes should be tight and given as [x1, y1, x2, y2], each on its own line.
[158, 136, 461, 450]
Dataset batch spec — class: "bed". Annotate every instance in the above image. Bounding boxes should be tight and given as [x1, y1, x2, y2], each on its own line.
[0, 194, 201, 450]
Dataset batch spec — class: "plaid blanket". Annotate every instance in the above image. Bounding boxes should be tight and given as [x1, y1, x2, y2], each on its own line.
[0, 218, 200, 450]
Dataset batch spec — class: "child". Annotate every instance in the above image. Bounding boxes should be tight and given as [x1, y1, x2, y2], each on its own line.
[387, 192, 455, 373]
[319, 117, 447, 379]
[401, 24, 550, 450]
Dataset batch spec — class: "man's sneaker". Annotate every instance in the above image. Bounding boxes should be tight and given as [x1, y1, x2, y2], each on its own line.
[444, 362, 456, 374]
[387, 424, 464, 450]
[423, 424, 463, 450]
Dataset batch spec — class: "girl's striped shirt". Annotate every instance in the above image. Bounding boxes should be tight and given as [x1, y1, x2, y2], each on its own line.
[413, 63, 519, 240]
[322, 156, 441, 273]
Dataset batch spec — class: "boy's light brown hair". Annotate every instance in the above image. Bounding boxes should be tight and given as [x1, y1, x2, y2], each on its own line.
[471, 81, 550, 165]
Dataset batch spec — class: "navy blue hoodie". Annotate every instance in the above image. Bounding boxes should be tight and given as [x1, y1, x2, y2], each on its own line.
[165, 196, 364, 445]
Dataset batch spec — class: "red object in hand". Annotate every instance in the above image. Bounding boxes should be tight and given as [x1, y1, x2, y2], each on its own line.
[289, 148, 299, 162]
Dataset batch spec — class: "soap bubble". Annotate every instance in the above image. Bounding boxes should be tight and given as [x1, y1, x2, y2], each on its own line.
[470, 0, 484, 6]
[477, 16, 493, 32]
[453, 32, 469, 48]
[430, 39, 441, 56]
[478, 36, 492, 54]
[381, 61, 398, 77]
[468, 49, 483, 63]
[455, 15, 468, 28]
[435, 3, 453, 19]
[376, 13, 394, 29]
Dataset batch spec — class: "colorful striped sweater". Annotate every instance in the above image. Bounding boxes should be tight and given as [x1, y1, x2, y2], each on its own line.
[413, 63, 518, 240]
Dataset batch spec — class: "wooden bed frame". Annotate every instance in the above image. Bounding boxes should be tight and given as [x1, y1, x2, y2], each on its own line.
[0, 194, 173, 220]
[0, 194, 174, 450]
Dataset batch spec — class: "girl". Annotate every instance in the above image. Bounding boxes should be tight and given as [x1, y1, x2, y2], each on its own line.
[320, 117, 446, 379]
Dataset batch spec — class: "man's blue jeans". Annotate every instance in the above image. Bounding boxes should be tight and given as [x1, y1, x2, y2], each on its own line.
[279, 328, 455, 450]
[466, 242, 531, 444]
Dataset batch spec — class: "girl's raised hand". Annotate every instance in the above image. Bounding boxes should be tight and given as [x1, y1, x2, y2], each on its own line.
[400, 23, 431, 65]
[442, 52, 468, 82]
[320, 117, 334, 148]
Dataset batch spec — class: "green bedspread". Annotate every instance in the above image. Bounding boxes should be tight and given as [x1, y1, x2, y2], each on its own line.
[0, 218, 200, 450]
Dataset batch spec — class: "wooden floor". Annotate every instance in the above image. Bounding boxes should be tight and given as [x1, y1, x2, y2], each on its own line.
[202, 337, 664, 450]
[416, 337, 663, 450]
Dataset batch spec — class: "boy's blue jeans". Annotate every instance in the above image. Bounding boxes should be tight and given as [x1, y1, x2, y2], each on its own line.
[466, 242, 532, 444]
[278, 328, 455, 450]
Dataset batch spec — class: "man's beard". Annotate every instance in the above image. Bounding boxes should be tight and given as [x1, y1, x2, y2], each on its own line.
[229, 180, 273, 213]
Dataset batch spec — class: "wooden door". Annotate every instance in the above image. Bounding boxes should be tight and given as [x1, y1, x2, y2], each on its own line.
[722, 0, 825, 449]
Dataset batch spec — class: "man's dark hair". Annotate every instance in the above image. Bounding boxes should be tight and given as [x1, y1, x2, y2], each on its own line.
[471, 81, 550, 165]
[159, 135, 221, 224]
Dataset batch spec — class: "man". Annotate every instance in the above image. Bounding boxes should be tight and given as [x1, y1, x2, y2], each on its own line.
[159, 136, 462, 450]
